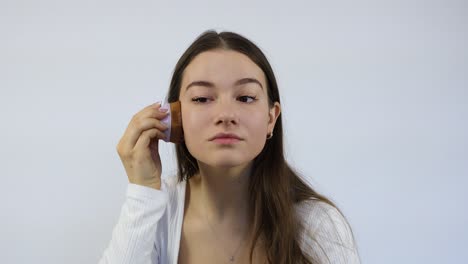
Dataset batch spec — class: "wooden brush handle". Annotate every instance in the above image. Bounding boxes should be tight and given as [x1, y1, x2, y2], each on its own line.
[169, 101, 184, 143]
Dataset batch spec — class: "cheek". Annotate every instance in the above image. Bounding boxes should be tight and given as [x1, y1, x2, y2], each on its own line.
[181, 107, 209, 141]
[246, 111, 269, 136]
[180, 104, 269, 139]
[182, 108, 196, 134]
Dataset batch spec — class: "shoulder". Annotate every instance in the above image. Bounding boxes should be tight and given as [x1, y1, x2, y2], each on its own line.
[295, 199, 352, 238]
[161, 174, 181, 191]
[160, 174, 186, 213]
[295, 199, 361, 263]
[160, 174, 185, 200]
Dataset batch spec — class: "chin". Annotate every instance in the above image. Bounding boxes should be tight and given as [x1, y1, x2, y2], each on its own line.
[199, 156, 251, 170]
[210, 160, 244, 168]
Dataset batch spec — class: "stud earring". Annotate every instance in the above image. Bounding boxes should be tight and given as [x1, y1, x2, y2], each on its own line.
[266, 132, 273, 139]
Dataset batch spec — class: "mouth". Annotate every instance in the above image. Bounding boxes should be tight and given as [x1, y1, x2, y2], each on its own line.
[209, 132, 243, 144]
[209, 132, 242, 141]
[211, 137, 241, 144]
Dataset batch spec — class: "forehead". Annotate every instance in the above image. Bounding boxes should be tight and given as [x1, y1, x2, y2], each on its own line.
[181, 50, 266, 87]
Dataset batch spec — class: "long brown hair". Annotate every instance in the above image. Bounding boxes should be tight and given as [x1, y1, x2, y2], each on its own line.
[166, 30, 353, 263]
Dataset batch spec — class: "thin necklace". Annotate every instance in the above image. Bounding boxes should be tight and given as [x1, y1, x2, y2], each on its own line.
[202, 202, 248, 263]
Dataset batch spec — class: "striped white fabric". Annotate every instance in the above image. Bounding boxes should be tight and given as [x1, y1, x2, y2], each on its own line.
[99, 176, 360, 264]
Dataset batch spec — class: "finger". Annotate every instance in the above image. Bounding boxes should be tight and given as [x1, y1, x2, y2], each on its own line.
[117, 103, 168, 152]
[121, 116, 169, 152]
[141, 103, 170, 120]
[149, 138, 160, 161]
[134, 128, 166, 152]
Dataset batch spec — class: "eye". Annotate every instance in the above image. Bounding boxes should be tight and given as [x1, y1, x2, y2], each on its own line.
[238, 96, 257, 103]
[191, 97, 210, 103]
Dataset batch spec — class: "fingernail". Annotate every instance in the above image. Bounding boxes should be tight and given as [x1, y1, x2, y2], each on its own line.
[159, 108, 168, 112]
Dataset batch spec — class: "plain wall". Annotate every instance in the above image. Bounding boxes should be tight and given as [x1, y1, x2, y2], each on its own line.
[1, 0, 467, 263]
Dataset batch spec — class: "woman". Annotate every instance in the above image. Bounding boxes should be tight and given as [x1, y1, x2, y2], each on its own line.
[99, 30, 360, 264]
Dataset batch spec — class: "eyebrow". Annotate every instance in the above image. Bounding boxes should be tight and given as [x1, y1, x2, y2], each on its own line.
[184, 77, 263, 92]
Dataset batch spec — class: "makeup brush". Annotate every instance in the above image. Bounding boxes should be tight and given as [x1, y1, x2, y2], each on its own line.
[160, 99, 184, 143]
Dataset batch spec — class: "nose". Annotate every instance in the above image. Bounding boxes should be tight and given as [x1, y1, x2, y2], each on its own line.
[214, 100, 239, 126]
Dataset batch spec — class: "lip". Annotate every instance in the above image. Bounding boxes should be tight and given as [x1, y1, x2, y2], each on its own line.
[209, 132, 242, 141]
[212, 137, 241, 144]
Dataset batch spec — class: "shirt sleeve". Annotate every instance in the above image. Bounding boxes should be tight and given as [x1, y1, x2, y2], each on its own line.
[98, 183, 169, 264]
[297, 200, 361, 264]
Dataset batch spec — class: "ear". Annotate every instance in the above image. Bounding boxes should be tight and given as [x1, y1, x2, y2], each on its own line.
[267, 102, 281, 133]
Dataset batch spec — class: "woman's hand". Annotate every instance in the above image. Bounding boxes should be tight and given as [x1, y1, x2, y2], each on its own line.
[116, 103, 169, 190]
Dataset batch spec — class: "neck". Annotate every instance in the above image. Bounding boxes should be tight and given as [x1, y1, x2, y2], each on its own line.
[189, 161, 252, 224]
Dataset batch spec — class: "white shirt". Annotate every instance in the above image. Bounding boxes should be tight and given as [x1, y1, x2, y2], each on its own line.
[99, 176, 360, 264]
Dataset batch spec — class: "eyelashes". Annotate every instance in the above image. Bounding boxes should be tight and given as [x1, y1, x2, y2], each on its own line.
[191, 97, 209, 103]
[238, 96, 258, 103]
[191, 96, 258, 104]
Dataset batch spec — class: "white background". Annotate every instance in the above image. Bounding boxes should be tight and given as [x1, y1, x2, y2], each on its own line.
[1, 0, 467, 263]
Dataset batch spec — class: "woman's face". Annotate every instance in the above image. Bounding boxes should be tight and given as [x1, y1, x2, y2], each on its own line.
[179, 49, 281, 170]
